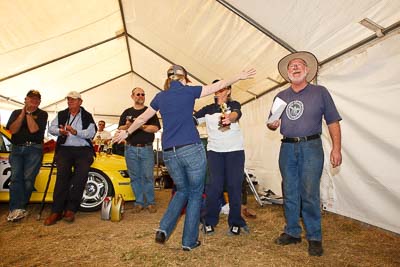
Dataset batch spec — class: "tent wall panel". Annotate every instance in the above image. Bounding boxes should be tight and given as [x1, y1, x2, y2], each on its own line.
[241, 32, 400, 233]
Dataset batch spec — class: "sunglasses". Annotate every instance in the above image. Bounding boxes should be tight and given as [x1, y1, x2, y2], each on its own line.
[135, 93, 145, 97]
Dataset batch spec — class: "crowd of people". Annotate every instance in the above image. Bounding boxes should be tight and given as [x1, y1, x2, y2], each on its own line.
[5, 51, 341, 256]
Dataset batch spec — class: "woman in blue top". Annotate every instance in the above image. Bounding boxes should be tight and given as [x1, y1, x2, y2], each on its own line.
[113, 65, 256, 251]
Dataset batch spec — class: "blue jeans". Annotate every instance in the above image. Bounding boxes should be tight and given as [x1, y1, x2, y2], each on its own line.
[279, 138, 324, 241]
[160, 143, 206, 248]
[125, 145, 155, 207]
[9, 144, 43, 211]
[205, 150, 246, 227]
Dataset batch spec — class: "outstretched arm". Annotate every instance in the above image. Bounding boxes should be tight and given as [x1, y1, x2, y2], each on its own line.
[112, 107, 157, 143]
[200, 69, 256, 97]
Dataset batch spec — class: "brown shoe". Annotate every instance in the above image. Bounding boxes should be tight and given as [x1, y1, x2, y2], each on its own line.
[241, 206, 257, 218]
[44, 213, 62, 226]
[132, 205, 144, 213]
[63, 210, 75, 223]
[147, 205, 157, 213]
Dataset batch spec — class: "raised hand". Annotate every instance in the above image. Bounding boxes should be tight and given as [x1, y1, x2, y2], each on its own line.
[238, 68, 257, 80]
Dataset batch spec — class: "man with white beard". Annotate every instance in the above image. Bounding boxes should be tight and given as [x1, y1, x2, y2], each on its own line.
[267, 51, 342, 256]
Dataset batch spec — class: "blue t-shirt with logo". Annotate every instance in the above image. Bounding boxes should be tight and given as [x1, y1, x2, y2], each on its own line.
[150, 81, 202, 150]
[275, 84, 341, 138]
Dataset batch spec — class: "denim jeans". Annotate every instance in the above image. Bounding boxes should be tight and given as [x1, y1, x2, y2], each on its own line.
[125, 145, 155, 207]
[9, 144, 43, 211]
[160, 143, 206, 248]
[279, 138, 324, 241]
[205, 150, 246, 228]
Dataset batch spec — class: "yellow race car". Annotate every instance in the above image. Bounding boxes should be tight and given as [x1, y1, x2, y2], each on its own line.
[0, 125, 134, 211]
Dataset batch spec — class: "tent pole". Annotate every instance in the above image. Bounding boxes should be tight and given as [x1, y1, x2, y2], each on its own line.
[127, 33, 207, 85]
[320, 21, 400, 66]
[118, 0, 134, 72]
[216, 0, 295, 53]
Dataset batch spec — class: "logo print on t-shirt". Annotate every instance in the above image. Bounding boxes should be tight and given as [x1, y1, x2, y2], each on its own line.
[286, 100, 304, 120]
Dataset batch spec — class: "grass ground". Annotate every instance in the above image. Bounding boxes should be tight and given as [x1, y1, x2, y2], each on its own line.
[0, 189, 399, 266]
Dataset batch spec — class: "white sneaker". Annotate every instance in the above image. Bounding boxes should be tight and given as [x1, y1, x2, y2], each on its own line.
[7, 210, 17, 221]
[7, 209, 27, 222]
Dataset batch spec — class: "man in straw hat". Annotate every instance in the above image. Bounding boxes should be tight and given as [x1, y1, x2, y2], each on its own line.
[267, 51, 342, 256]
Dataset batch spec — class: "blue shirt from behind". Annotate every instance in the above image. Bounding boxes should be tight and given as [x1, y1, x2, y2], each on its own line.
[150, 81, 202, 150]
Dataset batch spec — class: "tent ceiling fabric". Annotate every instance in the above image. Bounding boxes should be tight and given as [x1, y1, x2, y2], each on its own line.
[225, 0, 400, 61]
[123, 0, 288, 110]
[1, 0, 399, 115]
[1, 37, 131, 111]
[0, 0, 123, 79]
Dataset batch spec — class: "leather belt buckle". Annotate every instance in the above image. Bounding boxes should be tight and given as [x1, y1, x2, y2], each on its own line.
[128, 143, 152, 147]
[16, 141, 39, 146]
[135, 144, 146, 147]
[282, 134, 320, 143]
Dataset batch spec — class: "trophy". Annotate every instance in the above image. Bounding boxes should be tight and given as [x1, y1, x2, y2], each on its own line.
[106, 141, 113, 155]
[218, 102, 231, 132]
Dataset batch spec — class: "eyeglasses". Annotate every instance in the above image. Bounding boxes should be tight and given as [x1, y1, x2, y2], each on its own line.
[98, 124, 105, 126]
[135, 93, 145, 97]
[288, 63, 307, 69]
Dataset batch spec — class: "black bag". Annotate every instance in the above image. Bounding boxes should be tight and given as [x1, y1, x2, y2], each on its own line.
[58, 135, 67, 145]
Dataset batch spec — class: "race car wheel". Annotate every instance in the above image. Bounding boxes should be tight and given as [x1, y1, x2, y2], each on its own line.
[79, 168, 114, 212]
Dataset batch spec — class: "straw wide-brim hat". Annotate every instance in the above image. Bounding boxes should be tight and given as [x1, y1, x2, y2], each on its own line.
[278, 51, 318, 83]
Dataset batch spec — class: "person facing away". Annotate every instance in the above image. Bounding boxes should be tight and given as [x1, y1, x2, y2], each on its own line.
[193, 80, 249, 236]
[113, 64, 256, 251]
[118, 87, 160, 213]
[266, 51, 342, 256]
[6, 90, 48, 222]
[44, 91, 97, 226]
[93, 120, 112, 149]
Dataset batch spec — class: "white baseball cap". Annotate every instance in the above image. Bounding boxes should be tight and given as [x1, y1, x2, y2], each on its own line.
[66, 91, 82, 99]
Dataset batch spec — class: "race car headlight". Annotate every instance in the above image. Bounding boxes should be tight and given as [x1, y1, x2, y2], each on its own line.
[118, 170, 130, 178]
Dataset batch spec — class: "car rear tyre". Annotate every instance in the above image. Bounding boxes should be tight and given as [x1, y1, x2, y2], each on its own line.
[79, 168, 114, 212]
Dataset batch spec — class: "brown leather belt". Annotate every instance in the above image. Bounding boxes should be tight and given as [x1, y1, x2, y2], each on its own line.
[281, 134, 320, 143]
[127, 143, 152, 147]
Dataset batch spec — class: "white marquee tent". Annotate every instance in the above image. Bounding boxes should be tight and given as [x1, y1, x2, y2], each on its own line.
[1, 0, 399, 234]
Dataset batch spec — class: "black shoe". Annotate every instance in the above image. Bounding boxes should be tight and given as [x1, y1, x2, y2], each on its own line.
[182, 240, 201, 251]
[308, 240, 323, 256]
[202, 224, 215, 235]
[275, 233, 301, 245]
[228, 225, 241, 236]
[155, 230, 166, 244]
